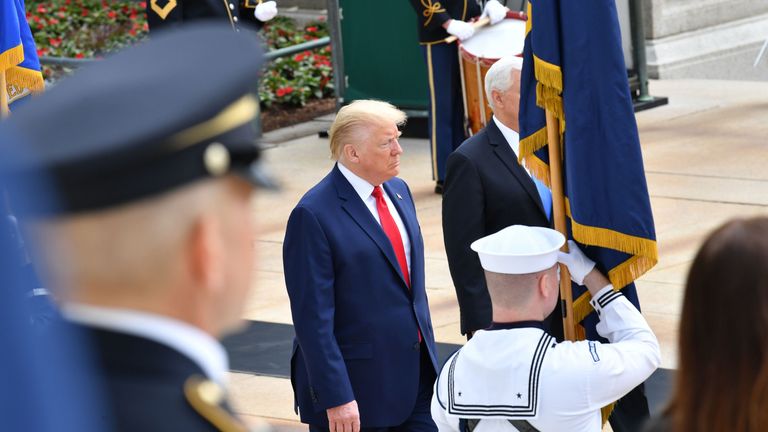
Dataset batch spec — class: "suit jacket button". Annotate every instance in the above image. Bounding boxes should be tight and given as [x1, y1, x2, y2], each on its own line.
[413, 342, 420, 351]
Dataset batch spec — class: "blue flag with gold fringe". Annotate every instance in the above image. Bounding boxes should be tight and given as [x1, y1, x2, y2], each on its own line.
[1, 0, 44, 110]
[518, 0, 658, 329]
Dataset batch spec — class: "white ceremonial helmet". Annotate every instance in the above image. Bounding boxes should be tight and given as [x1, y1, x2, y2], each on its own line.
[470, 225, 565, 274]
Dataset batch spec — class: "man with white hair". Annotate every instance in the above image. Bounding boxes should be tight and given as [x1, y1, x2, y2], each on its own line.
[284, 100, 439, 431]
[442, 56, 557, 339]
[431, 226, 661, 431]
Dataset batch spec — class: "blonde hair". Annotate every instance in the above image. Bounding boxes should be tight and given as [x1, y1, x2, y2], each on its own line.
[328, 99, 406, 160]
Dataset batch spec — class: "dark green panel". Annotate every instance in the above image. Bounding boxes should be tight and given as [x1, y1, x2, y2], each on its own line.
[339, 0, 428, 110]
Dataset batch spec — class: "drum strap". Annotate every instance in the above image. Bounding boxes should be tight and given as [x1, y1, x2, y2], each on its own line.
[459, 418, 540, 432]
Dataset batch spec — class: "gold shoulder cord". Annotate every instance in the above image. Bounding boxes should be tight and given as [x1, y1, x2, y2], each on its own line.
[421, 0, 446, 27]
[184, 376, 249, 432]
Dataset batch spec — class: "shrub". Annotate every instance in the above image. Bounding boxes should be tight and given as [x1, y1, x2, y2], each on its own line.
[27, 3, 333, 108]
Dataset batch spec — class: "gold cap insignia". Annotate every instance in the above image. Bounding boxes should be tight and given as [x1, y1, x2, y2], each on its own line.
[204, 142, 231, 176]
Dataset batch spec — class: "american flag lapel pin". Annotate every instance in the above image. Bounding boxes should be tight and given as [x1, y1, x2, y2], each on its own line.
[396, 193, 403, 200]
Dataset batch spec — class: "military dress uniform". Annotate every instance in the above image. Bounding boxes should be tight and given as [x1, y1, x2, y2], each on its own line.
[431, 289, 659, 431]
[0, 26, 273, 431]
[407, 0, 482, 189]
[146, 0, 242, 31]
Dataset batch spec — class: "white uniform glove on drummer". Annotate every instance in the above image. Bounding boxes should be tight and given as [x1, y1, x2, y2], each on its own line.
[482, 0, 508, 25]
[446, 19, 475, 41]
[557, 240, 596, 285]
[254, 1, 278, 21]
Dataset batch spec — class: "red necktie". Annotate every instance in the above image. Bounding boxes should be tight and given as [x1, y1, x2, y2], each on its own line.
[372, 186, 411, 288]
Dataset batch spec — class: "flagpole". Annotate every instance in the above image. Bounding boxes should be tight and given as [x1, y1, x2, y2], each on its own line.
[0, 71, 9, 118]
[545, 109, 576, 341]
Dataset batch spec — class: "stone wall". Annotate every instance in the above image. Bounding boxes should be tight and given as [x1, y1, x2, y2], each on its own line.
[643, 0, 768, 80]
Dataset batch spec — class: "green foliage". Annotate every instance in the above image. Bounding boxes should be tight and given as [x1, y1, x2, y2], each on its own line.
[259, 17, 334, 107]
[28, 4, 333, 108]
[26, 0, 147, 79]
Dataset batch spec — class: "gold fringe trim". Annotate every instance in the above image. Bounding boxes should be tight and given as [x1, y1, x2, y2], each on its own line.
[601, 403, 615, 425]
[571, 255, 656, 324]
[6, 66, 44, 93]
[0, 45, 25, 72]
[533, 54, 563, 93]
[536, 82, 564, 120]
[572, 291, 592, 325]
[565, 199, 658, 268]
[525, 2, 532, 36]
[608, 255, 657, 291]
[522, 154, 551, 188]
[519, 126, 548, 160]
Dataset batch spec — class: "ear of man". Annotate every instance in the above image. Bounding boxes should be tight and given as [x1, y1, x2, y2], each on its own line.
[537, 269, 556, 301]
[187, 214, 226, 297]
[342, 142, 360, 164]
[492, 88, 505, 109]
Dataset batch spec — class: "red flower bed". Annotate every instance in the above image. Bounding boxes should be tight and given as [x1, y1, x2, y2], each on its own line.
[28, 3, 333, 108]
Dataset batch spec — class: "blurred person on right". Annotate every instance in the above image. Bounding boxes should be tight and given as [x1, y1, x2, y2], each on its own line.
[431, 225, 661, 431]
[644, 217, 768, 432]
[2, 25, 271, 431]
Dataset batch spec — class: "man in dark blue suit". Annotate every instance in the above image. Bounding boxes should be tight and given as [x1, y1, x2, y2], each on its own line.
[284, 100, 439, 432]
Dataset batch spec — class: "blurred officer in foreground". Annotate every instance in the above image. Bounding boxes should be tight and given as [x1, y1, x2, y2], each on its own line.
[1, 25, 272, 431]
[431, 226, 660, 431]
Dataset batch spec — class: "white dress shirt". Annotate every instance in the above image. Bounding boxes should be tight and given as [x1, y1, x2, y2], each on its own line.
[62, 303, 230, 387]
[338, 162, 412, 274]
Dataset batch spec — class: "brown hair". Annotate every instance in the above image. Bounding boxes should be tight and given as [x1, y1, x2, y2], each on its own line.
[668, 217, 768, 431]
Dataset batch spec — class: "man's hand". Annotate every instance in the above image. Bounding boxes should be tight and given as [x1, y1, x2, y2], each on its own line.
[327, 400, 360, 432]
[482, 0, 508, 25]
[445, 19, 475, 41]
[557, 240, 596, 285]
[254, 0, 278, 21]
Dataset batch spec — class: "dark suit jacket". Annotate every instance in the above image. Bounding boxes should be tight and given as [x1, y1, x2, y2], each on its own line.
[77, 325, 244, 431]
[408, 0, 482, 44]
[442, 120, 552, 335]
[283, 164, 438, 427]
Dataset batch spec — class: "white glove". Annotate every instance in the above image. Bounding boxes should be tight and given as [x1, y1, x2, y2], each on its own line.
[254, 1, 278, 22]
[482, 0, 508, 25]
[557, 240, 596, 285]
[446, 19, 475, 41]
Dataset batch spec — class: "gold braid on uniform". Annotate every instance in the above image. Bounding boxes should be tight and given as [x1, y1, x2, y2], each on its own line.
[150, 0, 177, 19]
[184, 376, 248, 432]
[421, 0, 446, 27]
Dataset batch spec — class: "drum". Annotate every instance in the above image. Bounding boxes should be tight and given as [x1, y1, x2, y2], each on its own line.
[458, 11, 527, 136]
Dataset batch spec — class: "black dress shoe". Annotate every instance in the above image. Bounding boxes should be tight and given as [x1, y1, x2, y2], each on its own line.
[434, 181, 444, 195]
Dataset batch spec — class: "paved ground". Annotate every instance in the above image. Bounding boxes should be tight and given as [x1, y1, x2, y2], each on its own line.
[230, 79, 768, 430]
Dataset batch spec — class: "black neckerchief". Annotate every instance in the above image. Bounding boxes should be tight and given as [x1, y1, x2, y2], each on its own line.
[486, 321, 545, 331]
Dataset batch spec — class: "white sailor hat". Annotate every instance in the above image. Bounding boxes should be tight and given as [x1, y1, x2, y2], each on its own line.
[470, 225, 565, 274]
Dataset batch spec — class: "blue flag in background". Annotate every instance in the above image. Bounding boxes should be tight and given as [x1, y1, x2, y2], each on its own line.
[1, 0, 44, 109]
[518, 0, 658, 329]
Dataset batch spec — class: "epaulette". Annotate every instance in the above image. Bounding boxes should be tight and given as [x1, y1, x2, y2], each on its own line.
[184, 376, 251, 432]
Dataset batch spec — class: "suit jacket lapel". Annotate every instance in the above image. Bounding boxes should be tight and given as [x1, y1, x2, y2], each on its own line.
[486, 121, 549, 220]
[332, 166, 409, 289]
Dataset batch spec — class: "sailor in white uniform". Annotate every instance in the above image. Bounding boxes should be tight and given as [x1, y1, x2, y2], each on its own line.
[431, 225, 660, 432]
